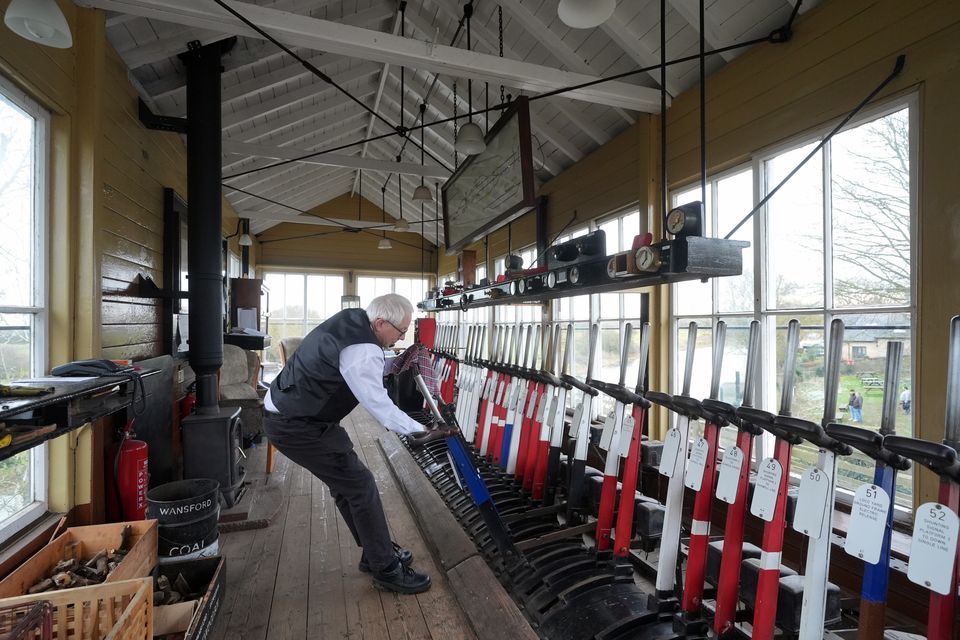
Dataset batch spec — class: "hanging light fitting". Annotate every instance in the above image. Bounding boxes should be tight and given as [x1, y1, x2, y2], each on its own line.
[455, 3, 486, 156]
[413, 104, 433, 202]
[558, 0, 616, 29]
[4, 0, 72, 49]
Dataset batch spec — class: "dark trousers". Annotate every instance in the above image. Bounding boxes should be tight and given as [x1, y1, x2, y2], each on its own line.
[263, 413, 395, 572]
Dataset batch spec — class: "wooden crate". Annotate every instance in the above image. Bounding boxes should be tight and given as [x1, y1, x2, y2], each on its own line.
[0, 521, 158, 599]
[0, 578, 152, 639]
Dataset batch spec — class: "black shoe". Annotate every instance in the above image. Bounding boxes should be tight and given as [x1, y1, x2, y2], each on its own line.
[372, 559, 431, 594]
[358, 542, 414, 573]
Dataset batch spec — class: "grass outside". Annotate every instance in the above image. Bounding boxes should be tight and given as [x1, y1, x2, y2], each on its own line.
[790, 368, 913, 508]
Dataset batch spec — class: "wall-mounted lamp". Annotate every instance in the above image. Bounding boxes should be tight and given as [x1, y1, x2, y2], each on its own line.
[4, 0, 72, 49]
[558, 0, 616, 29]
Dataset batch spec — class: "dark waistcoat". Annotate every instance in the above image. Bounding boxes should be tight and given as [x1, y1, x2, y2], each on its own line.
[270, 308, 380, 422]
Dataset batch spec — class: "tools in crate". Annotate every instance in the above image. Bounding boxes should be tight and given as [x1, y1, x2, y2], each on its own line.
[26, 526, 133, 594]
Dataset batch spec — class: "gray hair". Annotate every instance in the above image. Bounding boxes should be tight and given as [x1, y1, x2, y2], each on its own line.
[366, 293, 414, 326]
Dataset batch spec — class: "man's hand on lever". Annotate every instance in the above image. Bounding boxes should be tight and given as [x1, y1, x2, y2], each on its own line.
[407, 424, 460, 448]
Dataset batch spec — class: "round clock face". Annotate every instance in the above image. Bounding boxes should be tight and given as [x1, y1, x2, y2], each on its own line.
[546, 271, 558, 289]
[511, 280, 521, 296]
[666, 208, 687, 235]
[518, 278, 527, 294]
[635, 246, 660, 271]
[569, 266, 581, 285]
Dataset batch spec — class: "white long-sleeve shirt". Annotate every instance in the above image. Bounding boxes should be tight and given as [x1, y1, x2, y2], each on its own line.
[265, 343, 426, 435]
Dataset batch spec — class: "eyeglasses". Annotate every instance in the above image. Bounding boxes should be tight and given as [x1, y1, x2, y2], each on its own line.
[383, 319, 409, 336]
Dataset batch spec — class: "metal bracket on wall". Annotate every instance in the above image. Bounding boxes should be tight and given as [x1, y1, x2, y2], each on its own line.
[138, 99, 188, 133]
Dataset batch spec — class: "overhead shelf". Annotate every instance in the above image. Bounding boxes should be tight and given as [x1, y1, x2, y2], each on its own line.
[419, 236, 749, 312]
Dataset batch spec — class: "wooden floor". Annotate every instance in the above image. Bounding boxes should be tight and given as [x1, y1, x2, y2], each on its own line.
[210, 408, 478, 640]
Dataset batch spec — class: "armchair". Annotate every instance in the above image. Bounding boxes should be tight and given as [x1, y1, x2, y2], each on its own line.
[219, 344, 265, 446]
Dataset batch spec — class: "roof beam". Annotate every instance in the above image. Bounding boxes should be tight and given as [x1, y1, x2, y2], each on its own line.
[496, 1, 634, 125]
[600, 13, 680, 96]
[222, 140, 449, 178]
[222, 63, 380, 131]
[78, 0, 665, 111]
[667, 0, 736, 62]
[353, 11, 403, 196]
[225, 89, 377, 149]
[135, 2, 390, 103]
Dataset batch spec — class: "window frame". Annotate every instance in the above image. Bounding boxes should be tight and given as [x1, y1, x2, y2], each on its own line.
[670, 94, 919, 514]
[0, 74, 50, 543]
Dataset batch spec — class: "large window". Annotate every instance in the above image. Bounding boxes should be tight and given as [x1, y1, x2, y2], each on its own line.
[672, 100, 916, 508]
[357, 276, 428, 348]
[263, 272, 344, 363]
[0, 78, 49, 542]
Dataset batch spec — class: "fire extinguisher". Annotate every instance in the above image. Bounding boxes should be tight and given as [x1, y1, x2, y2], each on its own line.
[106, 419, 149, 522]
[180, 382, 197, 419]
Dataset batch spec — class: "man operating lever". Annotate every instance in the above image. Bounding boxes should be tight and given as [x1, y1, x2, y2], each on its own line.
[263, 293, 453, 594]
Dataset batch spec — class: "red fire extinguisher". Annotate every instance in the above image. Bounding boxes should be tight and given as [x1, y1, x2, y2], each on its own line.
[180, 382, 197, 419]
[105, 419, 149, 522]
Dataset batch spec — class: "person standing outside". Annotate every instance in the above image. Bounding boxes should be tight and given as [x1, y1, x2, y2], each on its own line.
[263, 293, 440, 594]
[848, 389, 864, 423]
[900, 386, 911, 415]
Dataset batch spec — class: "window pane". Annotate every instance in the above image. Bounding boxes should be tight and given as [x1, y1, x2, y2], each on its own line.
[265, 273, 285, 316]
[0, 451, 35, 520]
[0, 94, 35, 307]
[773, 315, 825, 476]
[831, 109, 911, 308]
[622, 292, 644, 319]
[717, 318, 754, 452]
[325, 276, 344, 319]
[833, 312, 913, 508]
[765, 144, 824, 309]
[600, 218, 619, 255]
[358, 277, 376, 308]
[620, 212, 640, 250]
[717, 170, 755, 313]
[599, 292, 619, 319]
[0, 314, 32, 383]
[674, 187, 713, 316]
[675, 320, 713, 405]
[596, 321, 621, 416]
[306, 276, 325, 320]
[284, 274, 304, 320]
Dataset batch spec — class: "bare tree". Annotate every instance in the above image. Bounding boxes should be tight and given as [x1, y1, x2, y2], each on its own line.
[831, 110, 911, 306]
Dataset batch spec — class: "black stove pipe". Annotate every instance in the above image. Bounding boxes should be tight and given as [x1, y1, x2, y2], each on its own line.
[182, 41, 228, 414]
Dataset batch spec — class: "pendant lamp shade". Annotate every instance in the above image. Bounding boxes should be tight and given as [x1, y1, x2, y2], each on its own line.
[238, 233, 253, 247]
[394, 217, 410, 231]
[558, 0, 616, 29]
[4, 0, 72, 48]
[378, 237, 393, 250]
[456, 122, 486, 155]
[412, 184, 432, 202]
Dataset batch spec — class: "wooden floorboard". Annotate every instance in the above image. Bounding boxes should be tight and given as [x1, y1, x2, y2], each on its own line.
[210, 408, 478, 640]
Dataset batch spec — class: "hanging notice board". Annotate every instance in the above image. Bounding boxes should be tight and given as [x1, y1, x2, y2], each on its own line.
[441, 96, 536, 254]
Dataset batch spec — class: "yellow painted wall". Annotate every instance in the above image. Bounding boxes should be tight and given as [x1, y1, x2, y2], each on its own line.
[0, 0, 257, 515]
[258, 192, 438, 274]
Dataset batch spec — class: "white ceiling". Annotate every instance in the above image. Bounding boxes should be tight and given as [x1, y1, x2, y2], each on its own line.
[81, 0, 819, 246]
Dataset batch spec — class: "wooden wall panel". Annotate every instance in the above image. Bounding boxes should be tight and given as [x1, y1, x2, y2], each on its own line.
[258, 193, 438, 273]
[96, 44, 254, 361]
